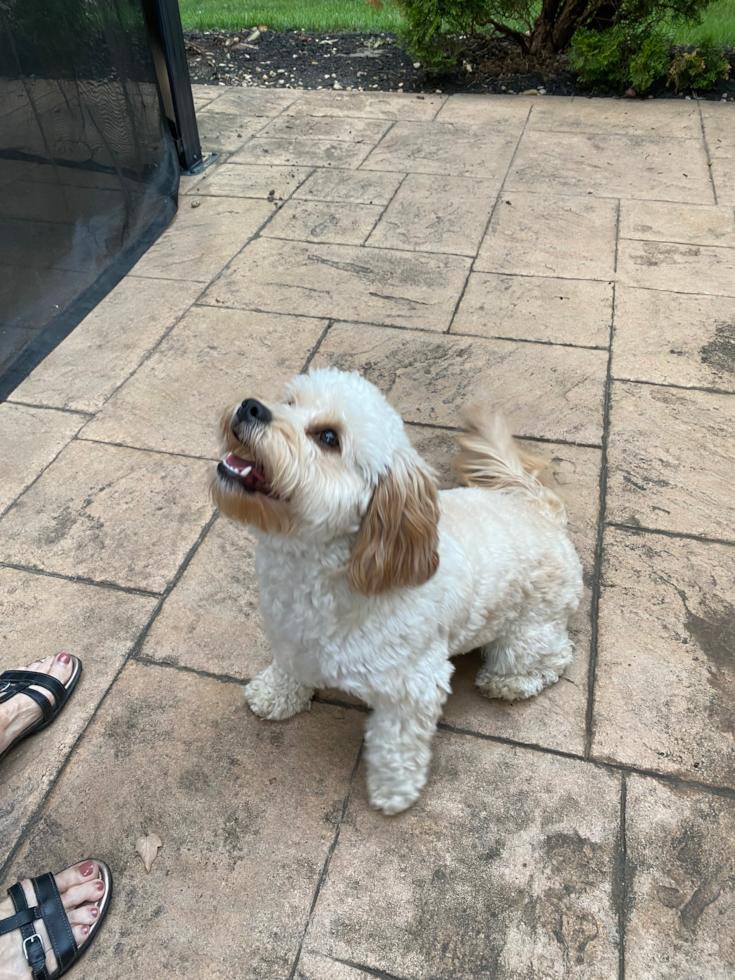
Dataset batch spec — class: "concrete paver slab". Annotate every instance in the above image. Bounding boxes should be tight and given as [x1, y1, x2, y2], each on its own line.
[507, 131, 713, 203]
[293, 168, 404, 204]
[625, 775, 735, 980]
[0, 441, 213, 592]
[82, 308, 326, 457]
[433, 93, 533, 125]
[612, 287, 735, 392]
[527, 99, 702, 138]
[258, 112, 392, 144]
[205, 88, 303, 117]
[196, 111, 272, 153]
[594, 528, 735, 785]
[0, 569, 155, 858]
[140, 518, 269, 680]
[182, 163, 313, 200]
[0, 404, 85, 514]
[4, 662, 364, 980]
[476, 192, 618, 280]
[699, 101, 735, 155]
[315, 323, 607, 444]
[710, 161, 735, 206]
[264, 199, 383, 244]
[298, 91, 445, 121]
[191, 87, 224, 110]
[617, 239, 735, 296]
[304, 735, 621, 980]
[201, 237, 471, 331]
[619, 200, 735, 247]
[229, 136, 377, 168]
[366, 173, 501, 255]
[297, 952, 374, 980]
[452, 272, 612, 347]
[361, 121, 520, 178]
[10, 278, 203, 414]
[607, 381, 735, 540]
[128, 196, 274, 282]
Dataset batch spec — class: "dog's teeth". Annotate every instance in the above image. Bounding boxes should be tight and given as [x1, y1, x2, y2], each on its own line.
[223, 459, 252, 477]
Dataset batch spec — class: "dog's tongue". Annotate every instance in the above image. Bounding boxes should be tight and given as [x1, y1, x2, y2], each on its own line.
[224, 453, 251, 473]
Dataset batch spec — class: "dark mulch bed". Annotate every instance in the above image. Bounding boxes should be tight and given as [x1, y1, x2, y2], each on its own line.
[186, 29, 735, 101]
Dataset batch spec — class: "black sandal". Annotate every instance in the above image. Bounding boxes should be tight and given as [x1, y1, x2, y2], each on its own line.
[0, 861, 112, 978]
[0, 657, 82, 764]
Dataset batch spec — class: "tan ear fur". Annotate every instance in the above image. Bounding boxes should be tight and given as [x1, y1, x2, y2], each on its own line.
[349, 455, 440, 595]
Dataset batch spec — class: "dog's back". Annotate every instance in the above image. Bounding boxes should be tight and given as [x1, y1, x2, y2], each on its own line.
[452, 407, 567, 527]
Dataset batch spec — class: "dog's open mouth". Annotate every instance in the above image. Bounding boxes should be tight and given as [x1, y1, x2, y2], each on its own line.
[217, 453, 274, 496]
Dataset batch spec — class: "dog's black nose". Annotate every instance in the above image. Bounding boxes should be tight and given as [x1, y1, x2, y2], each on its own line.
[236, 398, 272, 425]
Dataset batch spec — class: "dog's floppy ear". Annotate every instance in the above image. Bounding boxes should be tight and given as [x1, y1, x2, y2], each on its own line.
[349, 452, 440, 595]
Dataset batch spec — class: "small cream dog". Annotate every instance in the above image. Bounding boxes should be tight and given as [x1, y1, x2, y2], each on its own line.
[211, 368, 582, 815]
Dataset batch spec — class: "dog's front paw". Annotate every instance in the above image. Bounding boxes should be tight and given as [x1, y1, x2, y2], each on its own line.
[244, 664, 313, 721]
[368, 783, 422, 816]
[367, 766, 425, 815]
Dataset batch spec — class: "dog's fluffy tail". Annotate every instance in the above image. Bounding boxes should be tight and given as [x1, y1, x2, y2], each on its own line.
[452, 406, 567, 526]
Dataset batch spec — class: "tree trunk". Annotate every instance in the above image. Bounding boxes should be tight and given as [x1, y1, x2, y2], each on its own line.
[529, 0, 562, 54]
[529, 0, 592, 54]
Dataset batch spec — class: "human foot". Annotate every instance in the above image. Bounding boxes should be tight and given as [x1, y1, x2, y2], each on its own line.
[0, 861, 110, 978]
[0, 655, 76, 756]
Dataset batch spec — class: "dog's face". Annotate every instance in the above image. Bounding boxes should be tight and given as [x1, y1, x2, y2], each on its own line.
[211, 367, 440, 594]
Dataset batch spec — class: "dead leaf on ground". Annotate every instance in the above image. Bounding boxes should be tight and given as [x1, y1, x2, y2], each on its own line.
[136, 832, 163, 872]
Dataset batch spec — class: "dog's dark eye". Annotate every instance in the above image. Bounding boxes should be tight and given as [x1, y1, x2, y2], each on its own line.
[317, 429, 340, 451]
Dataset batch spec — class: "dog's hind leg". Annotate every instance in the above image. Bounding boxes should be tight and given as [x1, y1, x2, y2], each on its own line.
[476, 620, 573, 702]
[244, 662, 314, 720]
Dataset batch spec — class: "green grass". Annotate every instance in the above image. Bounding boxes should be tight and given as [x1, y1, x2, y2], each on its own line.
[178, 0, 404, 33]
[178, 0, 735, 44]
[672, 0, 735, 43]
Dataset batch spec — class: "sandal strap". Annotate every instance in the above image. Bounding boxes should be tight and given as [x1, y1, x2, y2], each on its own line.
[0, 671, 67, 708]
[0, 900, 43, 936]
[17, 686, 56, 724]
[6, 882, 49, 979]
[32, 872, 77, 974]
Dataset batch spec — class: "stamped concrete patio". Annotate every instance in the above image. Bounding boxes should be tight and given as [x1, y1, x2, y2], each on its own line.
[1, 88, 734, 979]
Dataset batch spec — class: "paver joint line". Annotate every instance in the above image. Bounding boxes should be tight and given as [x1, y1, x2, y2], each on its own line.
[609, 375, 735, 399]
[446, 102, 533, 337]
[4, 399, 93, 419]
[0, 511, 221, 882]
[331, 957, 413, 980]
[584, 264, 618, 760]
[0, 425, 80, 523]
[615, 774, 629, 980]
[697, 100, 719, 207]
[438, 721, 735, 800]
[360, 170, 409, 250]
[606, 521, 735, 550]
[287, 743, 365, 980]
[405, 418, 604, 450]
[0, 560, 163, 598]
[75, 434, 220, 464]
[301, 320, 334, 374]
[133, 653, 252, 687]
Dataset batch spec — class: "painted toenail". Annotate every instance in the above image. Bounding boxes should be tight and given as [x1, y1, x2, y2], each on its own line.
[79, 861, 95, 876]
[57, 653, 71, 664]
[90, 907, 99, 918]
[83, 925, 90, 936]
[96, 880, 104, 890]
